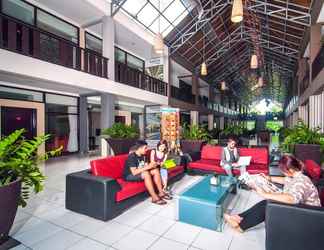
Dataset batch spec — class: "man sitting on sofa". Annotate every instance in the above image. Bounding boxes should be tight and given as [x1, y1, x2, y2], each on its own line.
[123, 140, 168, 205]
[221, 137, 246, 177]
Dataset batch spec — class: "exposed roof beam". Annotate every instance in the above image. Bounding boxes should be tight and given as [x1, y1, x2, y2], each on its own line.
[111, 0, 127, 17]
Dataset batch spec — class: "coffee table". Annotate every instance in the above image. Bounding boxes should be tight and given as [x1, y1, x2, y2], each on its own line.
[176, 175, 237, 231]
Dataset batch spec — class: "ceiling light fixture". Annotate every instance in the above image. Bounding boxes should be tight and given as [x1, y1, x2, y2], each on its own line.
[201, 32, 207, 76]
[231, 0, 243, 23]
[154, 0, 164, 55]
[250, 54, 258, 69]
[221, 81, 226, 91]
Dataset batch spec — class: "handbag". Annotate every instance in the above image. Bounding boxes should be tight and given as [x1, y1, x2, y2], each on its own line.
[162, 159, 177, 169]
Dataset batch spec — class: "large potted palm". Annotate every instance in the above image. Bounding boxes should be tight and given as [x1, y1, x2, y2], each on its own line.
[181, 124, 209, 160]
[101, 123, 139, 155]
[0, 129, 60, 247]
[281, 120, 324, 164]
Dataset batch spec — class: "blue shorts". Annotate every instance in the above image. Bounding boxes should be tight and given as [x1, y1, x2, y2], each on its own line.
[124, 174, 143, 182]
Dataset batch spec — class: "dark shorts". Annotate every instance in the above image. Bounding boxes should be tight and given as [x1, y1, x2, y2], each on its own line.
[124, 174, 143, 182]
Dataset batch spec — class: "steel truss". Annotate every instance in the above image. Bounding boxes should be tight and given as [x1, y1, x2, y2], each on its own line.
[110, 0, 127, 17]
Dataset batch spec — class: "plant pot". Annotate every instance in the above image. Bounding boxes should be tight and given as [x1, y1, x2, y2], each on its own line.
[294, 144, 321, 165]
[180, 139, 206, 153]
[105, 138, 138, 155]
[0, 179, 21, 243]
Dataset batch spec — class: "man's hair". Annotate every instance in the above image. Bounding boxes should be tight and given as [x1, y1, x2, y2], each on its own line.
[228, 137, 236, 143]
[131, 140, 148, 151]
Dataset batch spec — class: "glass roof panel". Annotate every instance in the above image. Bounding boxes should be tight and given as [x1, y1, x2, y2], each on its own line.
[122, 0, 147, 16]
[163, 0, 186, 22]
[137, 2, 159, 27]
[121, 0, 196, 37]
[150, 16, 170, 34]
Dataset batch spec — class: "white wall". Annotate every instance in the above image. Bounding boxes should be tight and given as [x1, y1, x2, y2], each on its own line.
[0, 49, 168, 105]
[170, 59, 192, 87]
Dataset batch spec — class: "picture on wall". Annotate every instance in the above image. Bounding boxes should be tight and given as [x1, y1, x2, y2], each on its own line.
[160, 107, 180, 143]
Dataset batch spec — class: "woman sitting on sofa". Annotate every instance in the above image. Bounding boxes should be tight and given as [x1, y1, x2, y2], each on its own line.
[224, 154, 321, 232]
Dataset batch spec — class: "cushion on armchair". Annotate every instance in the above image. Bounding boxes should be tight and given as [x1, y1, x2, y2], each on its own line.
[304, 159, 321, 181]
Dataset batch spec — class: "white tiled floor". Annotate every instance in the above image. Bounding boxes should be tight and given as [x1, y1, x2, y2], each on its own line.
[10, 155, 265, 250]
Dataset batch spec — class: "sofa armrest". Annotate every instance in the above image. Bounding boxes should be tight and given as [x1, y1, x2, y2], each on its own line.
[266, 201, 324, 250]
[66, 169, 121, 221]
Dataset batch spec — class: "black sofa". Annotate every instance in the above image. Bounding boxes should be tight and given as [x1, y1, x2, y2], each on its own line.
[266, 201, 324, 250]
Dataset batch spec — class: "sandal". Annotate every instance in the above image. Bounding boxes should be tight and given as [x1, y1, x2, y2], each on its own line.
[152, 199, 167, 205]
[160, 193, 173, 200]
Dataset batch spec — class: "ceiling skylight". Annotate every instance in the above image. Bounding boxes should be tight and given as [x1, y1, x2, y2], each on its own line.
[121, 0, 196, 37]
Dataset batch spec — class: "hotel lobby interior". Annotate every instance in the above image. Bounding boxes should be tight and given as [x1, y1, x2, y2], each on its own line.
[0, 0, 324, 250]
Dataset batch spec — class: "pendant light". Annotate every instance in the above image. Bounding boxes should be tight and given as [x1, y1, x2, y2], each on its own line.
[231, 0, 243, 23]
[221, 81, 226, 91]
[154, 0, 164, 55]
[201, 33, 207, 76]
[250, 54, 258, 69]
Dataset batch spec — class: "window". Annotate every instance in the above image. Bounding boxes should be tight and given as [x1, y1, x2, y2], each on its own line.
[115, 47, 126, 64]
[36, 9, 78, 43]
[1, 0, 35, 25]
[85, 32, 102, 54]
[127, 53, 144, 71]
[0, 86, 43, 102]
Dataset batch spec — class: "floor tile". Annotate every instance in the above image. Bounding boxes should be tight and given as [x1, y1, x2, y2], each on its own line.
[9, 244, 31, 250]
[192, 228, 233, 250]
[163, 221, 201, 245]
[114, 209, 153, 227]
[113, 229, 159, 250]
[131, 199, 163, 214]
[67, 238, 108, 250]
[31, 229, 83, 250]
[24, 200, 61, 215]
[229, 235, 265, 250]
[10, 217, 44, 236]
[14, 220, 62, 247]
[156, 201, 177, 220]
[69, 217, 108, 236]
[138, 215, 175, 236]
[13, 210, 32, 224]
[89, 221, 133, 245]
[149, 237, 189, 250]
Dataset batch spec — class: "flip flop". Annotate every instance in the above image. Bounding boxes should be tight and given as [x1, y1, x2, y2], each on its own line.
[160, 193, 173, 200]
[152, 199, 167, 205]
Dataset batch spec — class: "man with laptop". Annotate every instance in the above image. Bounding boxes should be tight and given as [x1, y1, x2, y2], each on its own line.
[220, 137, 251, 177]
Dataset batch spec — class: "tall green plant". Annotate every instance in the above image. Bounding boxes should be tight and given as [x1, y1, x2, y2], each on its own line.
[101, 123, 139, 139]
[281, 120, 324, 153]
[0, 129, 61, 207]
[182, 124, 210, 140]
[221, 124, 245, 136]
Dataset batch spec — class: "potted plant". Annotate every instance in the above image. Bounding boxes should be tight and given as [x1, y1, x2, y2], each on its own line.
[281, 120, 324, 164]
[101, 123, 139, 155]
[180, 124, 209, 159]
[0, 129, 60, 246]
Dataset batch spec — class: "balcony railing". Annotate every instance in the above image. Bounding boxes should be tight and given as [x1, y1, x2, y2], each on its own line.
[115, 61, 167, 96]
[170, 85, 195, 104]
[0, 14, 108, 79]
[312, 45, 324, 80]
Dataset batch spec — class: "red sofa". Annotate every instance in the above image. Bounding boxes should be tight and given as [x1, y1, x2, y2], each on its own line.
[66, 152, 185, 221]
[188, 145, 269, 175]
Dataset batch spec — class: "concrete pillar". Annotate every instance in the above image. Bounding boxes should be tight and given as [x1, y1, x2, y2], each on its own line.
[220, 116, 225, 130]
[190, 111, 199, 126]
[102, 16, 115, 80]
[79, 95, 88, 154]
[208, 114, 214, 130]
[192, 74, 199, 105]
[101, 93, 115, 129]
[310, 24, 322, 65]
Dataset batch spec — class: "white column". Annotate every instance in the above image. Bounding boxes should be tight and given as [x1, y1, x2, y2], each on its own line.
[190, 111, 199, 126]
[208, 114, 214, 130]
[220, 116, 225, 130]
[102, 16, 115, 81]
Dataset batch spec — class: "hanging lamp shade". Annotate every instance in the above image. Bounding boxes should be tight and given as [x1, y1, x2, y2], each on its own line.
[221, 81, 226, 91]
[258, 77, 263, 87]
[154, 33, 164, 54]
[250, 54, 258, 69]
[201, 62, 207, 76]
[231, 0, 243, 23]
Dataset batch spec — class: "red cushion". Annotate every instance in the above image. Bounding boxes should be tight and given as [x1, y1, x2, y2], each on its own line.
[201, 145, 223, 161]
[188, 159, 220, 172]
[116, 178, 146, 202]
[239, 147, 269, 165]
[90, 154, 128, 179]
[304, 160, 321, 181]
[168, 165, 185, 178]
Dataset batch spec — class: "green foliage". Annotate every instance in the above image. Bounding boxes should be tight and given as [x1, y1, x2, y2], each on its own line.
[182, 124, 210, 140]
[266, 121, 283, 133]
[0, 129, 61, 207]
[101, 123, 139, 139]
[221, 124, 245, 137]
[208, 128, 221, 139]
[281, 120, 324, 154]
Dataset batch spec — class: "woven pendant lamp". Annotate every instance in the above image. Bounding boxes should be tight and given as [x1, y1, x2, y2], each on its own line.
[250, 54, 258, 69]
[231, 0, 243, 23]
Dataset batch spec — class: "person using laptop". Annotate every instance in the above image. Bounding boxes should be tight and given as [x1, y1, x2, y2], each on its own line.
[221, 137, 246, 177]
[123, 140, 167, 205]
